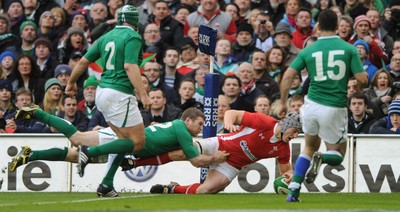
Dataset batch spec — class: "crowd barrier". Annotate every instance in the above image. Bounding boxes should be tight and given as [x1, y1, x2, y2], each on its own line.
[0, 134, 399, 193]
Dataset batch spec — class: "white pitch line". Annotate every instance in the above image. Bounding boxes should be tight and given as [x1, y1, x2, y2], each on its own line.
[0, 194, 159, 207]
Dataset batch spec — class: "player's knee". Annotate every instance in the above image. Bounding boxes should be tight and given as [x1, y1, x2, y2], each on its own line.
[133, 139, 145, 152]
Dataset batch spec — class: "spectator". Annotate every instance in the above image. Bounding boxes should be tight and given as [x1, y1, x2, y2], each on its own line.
[34, 37, 59, 82]
[0, 80, 16, 128]
[392, 39, 400, 57]
[348, 92, 377, 134]
[343, 0, 368, 20]
[77, 75, 99, 120]
[221, 75, 248, 111]
[254, 95, 271, 115]
[62, 0, 81, 15]
[349, 15, 388, 68]
[37, 11, 56, 41]
[90, 6, 117, 42]
[192, 64, 209, 105]
[388, 53, 400, 79]
[140, 88, 182, 127]
[88, 110, 108, 131]
[4, 87, 46, 133]
[50, 6, 68, 47]
[6, 0, 26, 36]
[381, 1, 400, 41]
[0, 13, 19, 53]
[54, 64, 72, 91]
[251, 50, 280, 102]
[370, 100, 400, 134]
[254, 11, 274, 53]
[187, 25, 199, 45]
[176, 37, 198, 75]
[278, 0, 301, 32]
[236, 62, 263, 112]
[273, 22, 300, 67]
[184, 0, 237, 43]
[106, 0, 124, 20]
[11, 54, 44, 104]
[247, 8, 261, 31]
[353, 40, 378, 81]
[292, 8, 313, 49]
[137, 0, 157, 26]
[136, 74, 152, 110]
[22, 0, 40, 25]
[57, 95, 88, 132]
[288, 94, 304, 113]
[265, 45, 286, 83]
[174, 78, 203, 111]
[142, 23, 168, 64]
[289, 74, 302, 97]
[231, 23, 257, 63]
[88, 1, 108, 31]
[69, 9, 90, 42]
[143, 60, 178, 104]
[366, 9, 394, 55]
[161, 48, 182, 94]
[149, 0, 184, 47]
[18, 20, 38, 57]
[0, 51, 17, 81]
[216, 94, 230, 133]
[41, 78, 63, 116]
[234, 0, 251, 24]
[330, 5, 343, 20]
[337, 15, 353, 41]
[173, 4, 193, 26]
[214, 38, 238, 75]
[312, 0, 334, 20]
[364, 69, 395, 118]
[224, 3, 241, 28]
[57, 27, 89, 64]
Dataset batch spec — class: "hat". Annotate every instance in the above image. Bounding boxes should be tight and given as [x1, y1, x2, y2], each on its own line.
[39, 11, 52, 25]
[19, 20, 38, 35]
[389, 100, 400, 115]
[175, 3, 196, 14]
[69, 9, 89, 25]
[54, 64, 72, 78]
[0, 80, 12, 92]
[354, 39, 369, 52]
[273, 23, 292, 38]
[35, 37, 53, 51]
[353, 15, 371, 29]
[237, 23, 254, 35]
[70, 51, 83, 60]
[67, 26, 85, 37]
[390, 0, 400, 7]
[45, 78, 62, 91]
[84, 75, 99, 88]
[0, 51, 16, 62]
[6, 0, 22, 12]
[279, 112, 302, 133]
[179, 37, 197, 52]
[0, 14, 10, 30]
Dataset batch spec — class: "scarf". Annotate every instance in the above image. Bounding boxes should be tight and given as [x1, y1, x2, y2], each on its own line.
[241, 80, 256, 95]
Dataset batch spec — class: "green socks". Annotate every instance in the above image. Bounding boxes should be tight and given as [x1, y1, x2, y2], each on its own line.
[101, 154, 124, 188]
[87, 138, 134, 158]
[35, 109, 78, 138]
[322, 153, 343, 166]
[29, 147, 68, 161]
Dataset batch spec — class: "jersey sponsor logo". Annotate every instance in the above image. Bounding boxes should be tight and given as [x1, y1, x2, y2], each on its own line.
[124, 165, 158, 182]
[240, 140, 257, 161]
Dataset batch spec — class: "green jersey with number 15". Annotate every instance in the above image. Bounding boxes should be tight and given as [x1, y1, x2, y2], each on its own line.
[85, 25, 143, 95]
[290, 36, 365, 108]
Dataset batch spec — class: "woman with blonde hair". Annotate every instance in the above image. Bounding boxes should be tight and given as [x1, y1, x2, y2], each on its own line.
[41, 78, 63, 116]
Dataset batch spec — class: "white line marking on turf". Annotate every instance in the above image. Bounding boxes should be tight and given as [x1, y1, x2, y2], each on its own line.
[0, 194, 159, 207]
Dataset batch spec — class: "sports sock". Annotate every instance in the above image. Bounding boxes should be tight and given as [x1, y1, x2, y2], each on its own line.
[35, 110, 78, 138]
[134, 153, 172, 167]
[173, 183, 201, 194]
[292, 154, 311, 186]
[88, 138, 134, 157]
[322, 151, 343, 166]
[101, 154, 124, 188]
[29, 147, 68, 161]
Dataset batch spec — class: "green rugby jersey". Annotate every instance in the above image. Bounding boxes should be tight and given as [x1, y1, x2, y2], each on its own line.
[85, 25, 143, 95]
[290, 36, 365, 107]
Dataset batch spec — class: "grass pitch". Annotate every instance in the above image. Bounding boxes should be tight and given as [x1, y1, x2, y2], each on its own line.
[0, 192, 398, 211]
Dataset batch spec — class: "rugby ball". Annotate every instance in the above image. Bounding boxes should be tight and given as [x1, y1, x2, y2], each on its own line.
[273, 176, 289, 195]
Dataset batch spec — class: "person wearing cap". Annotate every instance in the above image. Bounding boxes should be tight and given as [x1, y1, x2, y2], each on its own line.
[22, 0, 40, 24]
[184, 0, 237, 43]
[279, 9, 368, 202]
[273, 22, 300, 67]
[348, 14, 388, 68]
[0, 80, 16, 130]
[370, 99, 400, 134]
[382, 0, 400, 41]
[70, 9, 90, 40]
[173, 3, 194, 26]
[42, 77, 63, 116]
[148, 110, 301, 194]
[354, 39, 378, 81]
[0, 13, 19, 54]
[232, 23, 258, 63]
[148, 0, 184, 47]
[6, 0, 26, 35]
[57, 26, 89, 64]
[0, 51, 17, 79]
[54, 64, 72, 89]
[37, 11, 56, 39]
[35, 37, 59, 82]
[77, 75, 99, 121]
[18, 20, 38, 56]
[176, 37, 198, 75]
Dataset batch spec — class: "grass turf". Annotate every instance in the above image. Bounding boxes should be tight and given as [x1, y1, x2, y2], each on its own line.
[0, 192, 398, 211]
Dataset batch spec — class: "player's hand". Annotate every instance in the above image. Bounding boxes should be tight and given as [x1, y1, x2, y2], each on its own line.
[214, 150, 230, 163]
[283, 170, 293, 183]
[65, 82, 78, 97]
[141, 94, 151, 110]
[277, 103, 288, 119]
[224, 123, 238, 132]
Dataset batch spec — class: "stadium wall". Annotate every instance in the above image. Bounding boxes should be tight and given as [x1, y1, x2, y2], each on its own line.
[0, 134, 399, 193]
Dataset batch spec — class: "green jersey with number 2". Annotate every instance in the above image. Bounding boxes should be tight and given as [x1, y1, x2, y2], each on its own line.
[290, 36, 365, 107]
[85, 25, 143, 95]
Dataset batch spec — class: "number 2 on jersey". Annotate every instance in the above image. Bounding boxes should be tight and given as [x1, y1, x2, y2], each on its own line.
[105, 42, 116, 70]
[149, 122, 173, 132]
[312, 50, 346, 81]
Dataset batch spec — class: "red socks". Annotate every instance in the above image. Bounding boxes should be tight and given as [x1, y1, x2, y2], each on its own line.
[134, 153, 172, 167]
[173, 183, 201, 194]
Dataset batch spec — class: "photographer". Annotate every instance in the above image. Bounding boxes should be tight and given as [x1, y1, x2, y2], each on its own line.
[382, 1, 400, 41]
[254, 11, 274, 52]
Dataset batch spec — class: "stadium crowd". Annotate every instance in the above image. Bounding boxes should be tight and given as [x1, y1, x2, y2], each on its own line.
[1, 0, 400, 135]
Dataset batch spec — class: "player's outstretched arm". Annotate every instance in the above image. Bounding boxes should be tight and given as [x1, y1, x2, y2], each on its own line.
[189, 150, 230, 168]
[223, 110, 245, 132]
[279, 68, 297, 115]
[66, 57, 90, 97]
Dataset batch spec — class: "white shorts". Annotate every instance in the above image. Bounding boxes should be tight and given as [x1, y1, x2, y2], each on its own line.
[301, 96, 348, 144]
[98, 127, 118, 145]
[96, 87, 143, 127]
[195, 137, 240, 182]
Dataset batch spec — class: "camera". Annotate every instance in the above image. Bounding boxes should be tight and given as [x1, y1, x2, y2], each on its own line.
[259, 20, 266, 24]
